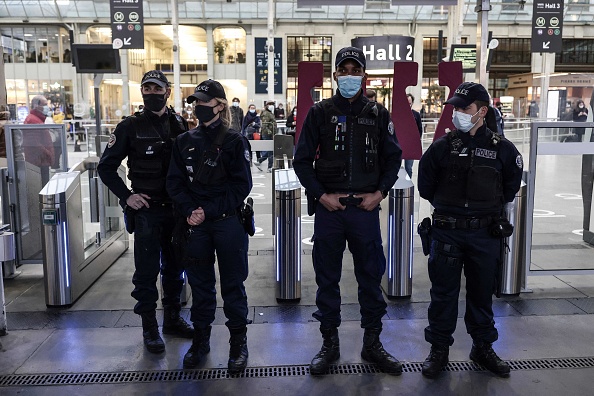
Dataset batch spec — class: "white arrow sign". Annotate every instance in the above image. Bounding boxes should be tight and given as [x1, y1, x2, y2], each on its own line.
[124, 37, 132, 46]
[543, 41, 550, 49]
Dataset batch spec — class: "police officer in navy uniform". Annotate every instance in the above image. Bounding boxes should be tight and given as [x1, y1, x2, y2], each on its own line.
[97, 70, 193, 354]
[166, 80, 253, 374]
[417, 82, 523, 378]
[293, 47, 403, 375]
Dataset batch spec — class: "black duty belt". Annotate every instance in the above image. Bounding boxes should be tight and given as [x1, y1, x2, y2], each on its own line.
[210, 209, 238, 222]
[432, 214, 493, 230]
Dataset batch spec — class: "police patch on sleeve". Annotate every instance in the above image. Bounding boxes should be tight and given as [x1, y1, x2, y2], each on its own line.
[244, 149, 251, 163]
[516, 154, 523, 168]
[388, 121, 394, 135]
[107, 133, 116, 148]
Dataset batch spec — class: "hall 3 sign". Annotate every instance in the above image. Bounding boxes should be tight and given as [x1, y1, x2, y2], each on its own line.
[351, 36, 415, 70]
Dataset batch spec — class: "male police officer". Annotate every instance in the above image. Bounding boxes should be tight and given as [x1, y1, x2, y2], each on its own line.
[293, 47, 403, 375]
[417, 82, 523, 378]
[98, 70, 193, 354]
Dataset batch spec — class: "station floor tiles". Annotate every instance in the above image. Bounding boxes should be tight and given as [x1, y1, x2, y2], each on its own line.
[2, 242, 594, 395]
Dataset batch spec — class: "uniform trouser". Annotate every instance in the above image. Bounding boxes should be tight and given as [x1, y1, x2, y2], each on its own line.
[312, 204, 387, 329]
[131, 205, 184, 314]
[184, 214, 249, 330]
[424, 225, 500, 347]
[404, 159, 414, 178]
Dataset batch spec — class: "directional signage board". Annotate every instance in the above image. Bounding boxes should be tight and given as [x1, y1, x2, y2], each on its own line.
[531, 0, 564, 53]
[110, 0, 144, 49]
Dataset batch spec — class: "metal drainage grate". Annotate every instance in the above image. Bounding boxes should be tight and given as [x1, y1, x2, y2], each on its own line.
[1, 357, 594, 387]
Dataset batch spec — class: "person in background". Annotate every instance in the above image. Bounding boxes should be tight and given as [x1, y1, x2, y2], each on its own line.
[573, 99, 589, 142]
[23, 95, 54, 184]
[97, 70, 193, 355]
[527, 100, 539, 118]
[242, 103, 261, 139]
[285, 106, 298, 144]
[47, 106, 64, 169]
[405, 93, 423, 178]
[417, 82, 523, 379]
[166, 79, 252, 374]
[275, 103, 286, 120]
[365, 89, 377, 102]
[293, 46, 403, 376]
[493, 102, 505, 136]
[254, 101, 277, 173]
[230, 97, 244, 132]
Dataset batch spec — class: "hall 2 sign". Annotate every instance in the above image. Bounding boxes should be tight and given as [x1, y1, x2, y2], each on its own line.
[351, 36, 415, 70]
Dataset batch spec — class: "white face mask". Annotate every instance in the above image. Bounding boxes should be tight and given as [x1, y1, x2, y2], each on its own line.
[452, 109, 480, 133]
[233, 102, 239, 107]
[249, 109, 256, 114]
[267, 105, 275, 113]
[42, 105, 51, 116]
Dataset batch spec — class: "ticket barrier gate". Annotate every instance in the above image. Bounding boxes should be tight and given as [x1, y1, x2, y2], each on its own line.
[274, 168, 302, 301]
[0, 229, 16, 335]
[40, 157, 128, 307]
[380, 169, 414, 299]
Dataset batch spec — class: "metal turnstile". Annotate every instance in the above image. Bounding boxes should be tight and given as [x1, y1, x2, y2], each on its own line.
[40, 157, 128, 306]
[274, 168, 301, 301]
[0, 230, 16, 335]
[381, 169, 415, 299]
[499, 176, 528, 296]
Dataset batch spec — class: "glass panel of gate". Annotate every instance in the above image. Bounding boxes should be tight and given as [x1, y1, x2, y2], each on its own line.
[5, 124, 68, 263]
[530, 125, 594, 271]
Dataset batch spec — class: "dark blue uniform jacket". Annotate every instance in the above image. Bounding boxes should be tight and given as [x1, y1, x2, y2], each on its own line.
[293, 90, 402, 199]
[418, 124, 523, 217]
[166, 120, 252, 219]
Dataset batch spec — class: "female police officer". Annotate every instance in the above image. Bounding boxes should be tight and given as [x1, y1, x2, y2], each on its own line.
[166, 80, 253, 374]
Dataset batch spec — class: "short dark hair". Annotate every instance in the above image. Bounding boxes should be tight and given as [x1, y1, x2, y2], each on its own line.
[406, 93, 415, 102]
[365, 89, 376, 99]
[474, 100, 489, 110]
[233, 97, 240, 102]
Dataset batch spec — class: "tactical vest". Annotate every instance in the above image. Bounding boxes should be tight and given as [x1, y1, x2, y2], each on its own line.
[433, 129, 504, 210]
[315, 99, 381, 193]
[127, 110, 187, 198]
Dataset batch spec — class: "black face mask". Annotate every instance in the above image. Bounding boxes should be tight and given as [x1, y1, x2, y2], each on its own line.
[142, 94, 167, 112]
[193, 105, 217, 124]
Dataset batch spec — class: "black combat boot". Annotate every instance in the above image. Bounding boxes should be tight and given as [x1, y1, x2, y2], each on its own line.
[140, 311, 165, 354]
[360, 328, 402, 375]
[162, 306, 194, 338]
[309, 327, 340, 375]
[421, 344, 449, 378]
[183, 326, 212, 369]
[469, 341, 510, 377]
[228, 327, 249, 375]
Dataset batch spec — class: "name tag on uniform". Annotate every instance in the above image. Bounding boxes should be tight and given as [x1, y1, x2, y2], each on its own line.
[358, 118, 375, 126]
[475, 148, 497, 159]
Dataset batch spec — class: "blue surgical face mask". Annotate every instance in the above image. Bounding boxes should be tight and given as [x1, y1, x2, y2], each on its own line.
[42, 105, 51, 116]
[337, 75, 363, 99]
[452, 109, 480, 133]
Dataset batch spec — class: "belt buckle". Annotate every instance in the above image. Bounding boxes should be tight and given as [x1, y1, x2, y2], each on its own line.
[469, 218, 480, 229]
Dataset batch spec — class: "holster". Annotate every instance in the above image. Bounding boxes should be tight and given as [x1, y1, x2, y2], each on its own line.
[417, 217, 432, 256]
[171, 216, 191, 261]
[123, 205, 137, 234]
[240, 198, 255, 236]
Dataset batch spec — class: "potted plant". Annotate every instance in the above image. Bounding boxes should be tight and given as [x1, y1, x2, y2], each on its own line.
[214, 39, 228, 63]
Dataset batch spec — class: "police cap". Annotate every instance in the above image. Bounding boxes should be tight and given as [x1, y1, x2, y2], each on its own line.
[187, 79, 227, 104]
[444, 82, 490, 108]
